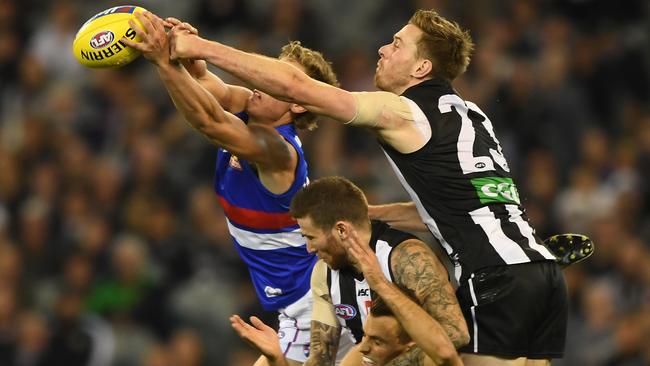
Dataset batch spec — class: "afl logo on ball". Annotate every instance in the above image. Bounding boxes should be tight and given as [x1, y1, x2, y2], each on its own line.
[334, 304, 357, 320]
[89, 31, 114, 49]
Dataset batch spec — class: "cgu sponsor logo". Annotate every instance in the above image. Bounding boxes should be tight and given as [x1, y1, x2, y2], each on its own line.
[80, 28, 137, 61]
[471, 177, 520, 205]
[89, 30, 114, 49]
[334, 304, 357, 320]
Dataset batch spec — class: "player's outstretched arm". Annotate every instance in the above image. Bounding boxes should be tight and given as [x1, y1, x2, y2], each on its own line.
[164, 17, 252, 113]
[168, 29, 430, 153]
[369, 202, 428, 232]
[123, 11, 293, 170]
[169, 29, 356, 122]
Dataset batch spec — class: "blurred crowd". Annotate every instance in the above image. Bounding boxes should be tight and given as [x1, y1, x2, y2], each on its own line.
[0, 0, 648, 365]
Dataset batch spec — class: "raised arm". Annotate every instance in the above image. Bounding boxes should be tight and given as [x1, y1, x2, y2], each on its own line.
[368, 202, 429, 232]
[341, 230, 464, 365]
[168, 29, 422, 144]
[389, 240, 469, 349]
[306, 260, 343, 366]
[164, 17, 252, 113]
[169, 30, 356, 121]
[123, 12, 294, 171]
[183, 59, 252, 113]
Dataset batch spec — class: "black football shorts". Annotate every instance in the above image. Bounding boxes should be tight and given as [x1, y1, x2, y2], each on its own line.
[456, 261, 568, 359]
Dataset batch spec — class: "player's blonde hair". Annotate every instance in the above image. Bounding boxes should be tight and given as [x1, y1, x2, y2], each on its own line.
[409, 10, 474, 81]
[279, 41, 339, 131]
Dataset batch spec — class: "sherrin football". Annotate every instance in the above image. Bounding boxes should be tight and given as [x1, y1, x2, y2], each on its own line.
[72, 5, 146, 68]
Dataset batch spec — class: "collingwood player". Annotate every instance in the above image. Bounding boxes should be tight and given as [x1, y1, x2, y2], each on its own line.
[169, 8, 569, 365]
[232, 177, 467, 366]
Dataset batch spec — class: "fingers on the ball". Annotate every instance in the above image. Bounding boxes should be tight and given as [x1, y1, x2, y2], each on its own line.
[144, 11, 164, 30]
[120, 37, 137, 48]
[128, 19, 147, 39]
[134, 11, 154, 33]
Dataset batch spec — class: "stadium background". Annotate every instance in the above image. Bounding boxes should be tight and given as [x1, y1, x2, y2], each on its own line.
[0, 0, 648, 365]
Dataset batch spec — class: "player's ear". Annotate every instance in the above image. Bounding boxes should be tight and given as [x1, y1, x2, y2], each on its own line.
[290, 104, 307, 114]
[334, 221, 349, 240]
[412, 59, 432, 79]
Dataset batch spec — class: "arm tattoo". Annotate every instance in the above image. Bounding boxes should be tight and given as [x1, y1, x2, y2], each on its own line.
[385, 346, 426, 366]
[305, 296, 341, 366]
[391, 241, 469, 348]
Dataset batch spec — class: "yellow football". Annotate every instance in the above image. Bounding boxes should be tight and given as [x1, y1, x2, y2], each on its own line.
[72, 5, 146, 68]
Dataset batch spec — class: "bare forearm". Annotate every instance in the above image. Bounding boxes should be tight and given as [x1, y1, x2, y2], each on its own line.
[195, 70, 250, 112]
[197, 38, 303, 104]
[390, 241, 470, 349]
[304, 321, 341, 366]
[374, 281, 460, 365]
[369, 202, 428, 232]
[156, 62, 225, 135]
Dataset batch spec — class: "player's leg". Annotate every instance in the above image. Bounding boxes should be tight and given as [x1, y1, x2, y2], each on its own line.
[277, 291, 313, 364]
[461, 354, 526, 366]
[544, 233, 594, 267]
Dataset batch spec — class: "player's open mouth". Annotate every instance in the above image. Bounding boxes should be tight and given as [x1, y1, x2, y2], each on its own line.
[361, 356, 376, 365]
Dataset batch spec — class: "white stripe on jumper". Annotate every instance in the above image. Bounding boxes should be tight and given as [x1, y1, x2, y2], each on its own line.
[375, 240, 394, 280]
[505, 205, 556, 260]
[469, 206, 530, 264]
[227, 219, 305, 250]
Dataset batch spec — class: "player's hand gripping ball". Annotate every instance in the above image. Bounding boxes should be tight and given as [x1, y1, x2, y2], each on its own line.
[72, 5, 146, 68]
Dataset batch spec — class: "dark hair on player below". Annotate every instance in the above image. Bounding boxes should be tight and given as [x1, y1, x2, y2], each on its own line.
[290, 176, 369, 232]
[370, 290, 415, 343]
[279, 41, 339, 131]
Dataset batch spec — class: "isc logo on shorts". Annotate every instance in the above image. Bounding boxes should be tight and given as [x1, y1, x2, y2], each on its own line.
[89, 31, 114, 49]
[334, 304, 357, 320]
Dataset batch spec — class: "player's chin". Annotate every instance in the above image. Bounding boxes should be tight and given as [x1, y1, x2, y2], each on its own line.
[373, 74, 387, 91]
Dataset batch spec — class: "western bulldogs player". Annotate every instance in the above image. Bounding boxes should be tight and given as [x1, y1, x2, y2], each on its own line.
[123, 13, 352, 365]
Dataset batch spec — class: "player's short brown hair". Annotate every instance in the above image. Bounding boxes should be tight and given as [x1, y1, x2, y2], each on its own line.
[279, 41, 339, 131]
[409, 10, 474, 81]
[290, 176, 368, 231]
